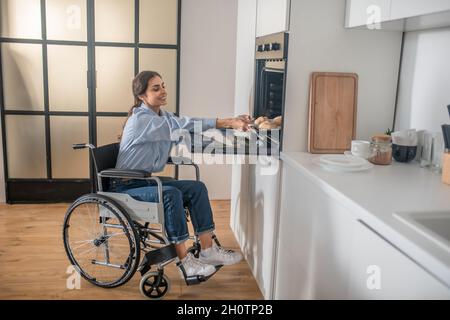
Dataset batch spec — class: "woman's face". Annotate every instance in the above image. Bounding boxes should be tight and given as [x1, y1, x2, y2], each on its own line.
[139, 76, 167, 107]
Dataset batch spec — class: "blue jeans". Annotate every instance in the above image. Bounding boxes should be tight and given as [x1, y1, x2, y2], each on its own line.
[108, 178, 215, 244]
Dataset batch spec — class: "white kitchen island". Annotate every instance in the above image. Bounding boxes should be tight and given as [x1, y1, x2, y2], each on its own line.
[275, 152, 450, 299]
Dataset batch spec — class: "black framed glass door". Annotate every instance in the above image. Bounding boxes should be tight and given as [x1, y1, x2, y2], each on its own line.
[0, 0, 181, 203]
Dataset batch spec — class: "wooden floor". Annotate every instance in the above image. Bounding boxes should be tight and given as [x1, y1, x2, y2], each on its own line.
[0, 200, 263, 300]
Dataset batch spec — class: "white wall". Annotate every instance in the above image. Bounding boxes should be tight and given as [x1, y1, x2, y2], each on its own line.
[394, 27, 450, 132]
[179, 0, 238, 200]
[283, 0, 403, 152]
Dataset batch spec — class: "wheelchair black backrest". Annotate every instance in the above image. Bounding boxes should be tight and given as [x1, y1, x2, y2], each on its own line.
[91, 142, 120, 191]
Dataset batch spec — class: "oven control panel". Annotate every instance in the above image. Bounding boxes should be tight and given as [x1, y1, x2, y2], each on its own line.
[257, 42, 281, 52]
[255, 32, 288, 60]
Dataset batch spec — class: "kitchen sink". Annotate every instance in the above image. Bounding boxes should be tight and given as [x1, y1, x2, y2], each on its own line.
[393, 211, 450, 252]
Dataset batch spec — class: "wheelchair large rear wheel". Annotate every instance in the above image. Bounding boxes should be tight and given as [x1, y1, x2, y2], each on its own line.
[63, 193, 140, 288]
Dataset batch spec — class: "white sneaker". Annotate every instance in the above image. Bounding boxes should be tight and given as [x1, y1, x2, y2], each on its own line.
[198, 243, 243, 266]
[180, 253, 216, 278]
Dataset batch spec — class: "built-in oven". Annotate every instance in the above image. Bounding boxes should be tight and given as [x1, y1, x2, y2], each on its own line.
[253, 32, 289, 148]
[187, 32, 289, 156]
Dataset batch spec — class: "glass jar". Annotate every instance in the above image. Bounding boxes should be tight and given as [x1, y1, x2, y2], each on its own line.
[368, 135, 392, 165]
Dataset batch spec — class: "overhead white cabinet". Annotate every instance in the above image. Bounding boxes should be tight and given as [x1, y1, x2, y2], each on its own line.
[345, 0, 392, 28]
[256, 0, 290, 36]
[390, 0, 450, 20]
[345, 0, 450, 31]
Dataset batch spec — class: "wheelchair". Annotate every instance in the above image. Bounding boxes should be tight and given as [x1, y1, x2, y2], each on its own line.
[62, 142, 222, 299]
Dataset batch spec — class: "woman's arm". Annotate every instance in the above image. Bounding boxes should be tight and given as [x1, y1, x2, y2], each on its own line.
[216, 117, 250, 131]
[165, 111, 252, 132]
[130, 111, 252, 145]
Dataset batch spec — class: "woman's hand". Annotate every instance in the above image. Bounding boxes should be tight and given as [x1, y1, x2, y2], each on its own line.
[237, 114, 253, 123]
[216, 116, 252, 131]
[230, 118, 250, 131]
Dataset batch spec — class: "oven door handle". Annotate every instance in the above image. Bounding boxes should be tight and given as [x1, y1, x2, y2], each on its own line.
[261, 67, 285, 74]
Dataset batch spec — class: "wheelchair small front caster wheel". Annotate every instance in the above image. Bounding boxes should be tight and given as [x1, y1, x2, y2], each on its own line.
[140, 271, 170, 299]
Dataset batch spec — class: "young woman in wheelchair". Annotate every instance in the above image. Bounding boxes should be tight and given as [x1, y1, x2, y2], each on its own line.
[110, 70, 250, 279]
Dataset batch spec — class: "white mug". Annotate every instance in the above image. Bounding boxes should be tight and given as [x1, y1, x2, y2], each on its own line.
[351, 140, 371, 159]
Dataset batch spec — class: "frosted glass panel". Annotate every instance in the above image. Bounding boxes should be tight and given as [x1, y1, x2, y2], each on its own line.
[51, 116, 89, 178]
[6, 115, 46, 178]
[96, 47, 134, 112]
[0, 0, 42, 39]
[97, 116, 126, 147]
[95, 0, 134, 43]
[48, 45, 88, 111]
[1, 43, 44, 110]
[139, 49, 177, 113]
[46, 0, 87, 41]
[139, 0, 177, 44]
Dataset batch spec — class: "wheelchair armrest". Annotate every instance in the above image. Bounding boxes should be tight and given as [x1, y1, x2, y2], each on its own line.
[99, 168, 150, 178]
[167, 157, 200, 181]
[98, 169, 163, 204]
[167, 156, 192, 165]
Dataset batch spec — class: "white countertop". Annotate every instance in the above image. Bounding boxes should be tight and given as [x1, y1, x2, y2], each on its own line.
[281, 151, 450, 287]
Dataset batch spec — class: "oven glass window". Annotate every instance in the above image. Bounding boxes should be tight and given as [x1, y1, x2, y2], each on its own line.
[254, 59, 285, 119]
[262, 70, 284, 118]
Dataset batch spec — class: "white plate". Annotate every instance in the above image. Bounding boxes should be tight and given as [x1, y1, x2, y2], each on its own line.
[317, 161, 374, 172]
[319, 154, 369, 168]
[343, 150, 370, 159]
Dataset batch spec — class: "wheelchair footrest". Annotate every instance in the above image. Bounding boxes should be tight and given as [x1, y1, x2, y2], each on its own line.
[139, 244, 177, 276]
[184, 265, 223, 286]
[185, 275, 206, 285]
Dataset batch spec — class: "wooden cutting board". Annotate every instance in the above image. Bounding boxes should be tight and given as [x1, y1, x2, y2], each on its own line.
[308, 72, 358, 154]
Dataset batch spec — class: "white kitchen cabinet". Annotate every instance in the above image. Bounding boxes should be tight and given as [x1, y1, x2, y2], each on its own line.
[349, 220, 450, 299]
[274, 156, 450, 299]
[390, 0, 450, 21]
[274, 163, 319, 299]
[345, 0, 392, 28]
[345, 0, 450, 30]
[230, 159, 282, 299]
[274, 161, 356, 299]
[256, 0, 290, 36]
[310, 195, 357, 299]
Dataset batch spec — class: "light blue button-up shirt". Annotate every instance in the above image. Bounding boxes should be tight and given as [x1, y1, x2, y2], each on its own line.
[116, 103, 216, 173]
